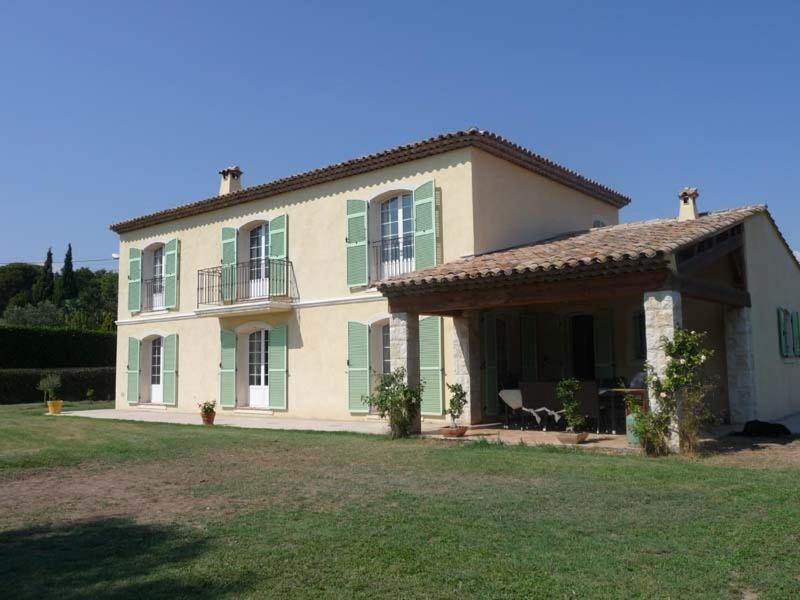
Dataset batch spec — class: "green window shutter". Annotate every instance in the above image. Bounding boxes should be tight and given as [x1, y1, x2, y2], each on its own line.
[347, 321, 370, 412]
[221, 227, 238, 302]
[793, 312, 800, 357]
[126, 337, 140, 405]
[346, 200, 368, 288]
[419, 316, 443, 415]
[269, 215, 288, 296]
[413, 180, 437, 270]
[219, 329, 237, 407]
[593, 311, 614, 381]
[482, 312, 498, 416]
[778, 308, 790, 357]
[268, 324, 288, 409]
[162, 334, 178, 406]
[520, 314, 538, 382]
[164, 238, 180, 310]
[127, 247, 142, 312]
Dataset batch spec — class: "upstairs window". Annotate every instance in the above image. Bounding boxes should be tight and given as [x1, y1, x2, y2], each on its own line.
[377, 193, 414, 279]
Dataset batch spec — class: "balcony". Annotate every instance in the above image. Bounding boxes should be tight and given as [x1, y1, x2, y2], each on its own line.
[372, 234, 415, 281]
[196, 258, 296, 315]
[142, 277, 166, 312]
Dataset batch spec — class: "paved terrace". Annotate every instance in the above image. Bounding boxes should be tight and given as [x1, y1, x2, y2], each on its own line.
[64, 409, 634, 451]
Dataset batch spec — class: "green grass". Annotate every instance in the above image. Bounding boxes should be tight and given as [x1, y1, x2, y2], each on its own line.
[1, 403, 799, 599]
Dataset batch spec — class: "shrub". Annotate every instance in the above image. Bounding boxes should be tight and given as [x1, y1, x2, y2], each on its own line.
[36, 373, 61, 401]
[556, 377, 585, 432]
[0, 326, 115, 368]
[445, 382, 468, 427]
[0, 368, 115, 404]
[367, 368, 423, 439]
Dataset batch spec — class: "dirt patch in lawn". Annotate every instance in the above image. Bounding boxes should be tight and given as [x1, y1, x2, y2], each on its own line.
[698, 435, 800, 469]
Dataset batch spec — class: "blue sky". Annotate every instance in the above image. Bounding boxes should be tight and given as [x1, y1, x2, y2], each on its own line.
[1, 1, 798, 270]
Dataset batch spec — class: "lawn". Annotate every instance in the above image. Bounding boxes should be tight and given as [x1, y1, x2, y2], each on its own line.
[1, 403, 799, 599]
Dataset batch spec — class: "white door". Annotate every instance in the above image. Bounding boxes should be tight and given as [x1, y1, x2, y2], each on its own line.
[248, 330, 269, 408]
[150, 337, 163, 404]
[380, 193, 414, 279]
[249, 224, 270, 299]
[152, 246, 165, 309]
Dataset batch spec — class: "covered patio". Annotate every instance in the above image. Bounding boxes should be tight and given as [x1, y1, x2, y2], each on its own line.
[379, 202, 761, 447]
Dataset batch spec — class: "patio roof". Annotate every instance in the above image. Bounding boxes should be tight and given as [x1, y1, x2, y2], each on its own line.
[379, 205, 766, 295]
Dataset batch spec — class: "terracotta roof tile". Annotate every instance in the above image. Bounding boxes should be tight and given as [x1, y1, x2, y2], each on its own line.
[110, 129, 630, 234]
[378, 205, 767, 292]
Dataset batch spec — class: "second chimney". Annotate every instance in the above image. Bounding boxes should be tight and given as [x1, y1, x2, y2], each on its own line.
[219, 166, 243, 196]
[678, 187, 699, 221]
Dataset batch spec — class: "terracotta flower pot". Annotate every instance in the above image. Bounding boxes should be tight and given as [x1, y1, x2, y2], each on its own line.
[201, 411, 216, 425]
[556, 431, 589, 445]
[47, 399, 63, 415]
[439, 426, 468, 437]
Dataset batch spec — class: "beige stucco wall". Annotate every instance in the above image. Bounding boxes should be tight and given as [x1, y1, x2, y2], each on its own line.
[115, 150, 479, 420]
[469, 148, 620, 255]
[743, 213, 800, 420]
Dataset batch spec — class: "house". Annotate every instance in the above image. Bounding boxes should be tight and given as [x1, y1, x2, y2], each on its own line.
[110, 129, 800, 431]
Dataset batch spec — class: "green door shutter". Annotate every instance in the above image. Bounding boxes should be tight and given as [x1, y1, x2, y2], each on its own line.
[219, 329, 236, 407]
[269, 215, 288, 296]
[162, 334, 178, 406]
[520, 314, 538, 382]
[126, 337, 140, 405]
[593, 311, 614, 381]
[346, 200, 368, 287]
[268, 324, 288, 409]
[164, 238, 180, 310]
[347, 321, 370, 412]
[483, 312, 498, 416]
[419, 316, 443, 415]
[127, 248, 142, 312]
[221, 227, 238, 302]
[413, 180, 437, 270]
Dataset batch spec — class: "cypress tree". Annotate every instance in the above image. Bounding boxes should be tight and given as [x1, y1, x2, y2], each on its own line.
[61, 243, 78, 301]
[32, 248, 55, 303]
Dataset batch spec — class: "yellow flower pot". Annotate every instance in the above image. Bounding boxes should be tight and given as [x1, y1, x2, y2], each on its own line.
[47, 399, 64, 415]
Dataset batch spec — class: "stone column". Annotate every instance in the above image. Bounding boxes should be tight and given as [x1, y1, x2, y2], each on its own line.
[452, 311, 481, 426]
[724, 306, 757, 423]
[389, 312, 421, 433]
[644, 291, 683, 451]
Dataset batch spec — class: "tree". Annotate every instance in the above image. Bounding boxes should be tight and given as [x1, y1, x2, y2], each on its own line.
[31, 248, 54, 303]
[0, 262, 40, 314]
[60, 244, 78, 303]
[1, 301, 63, 328]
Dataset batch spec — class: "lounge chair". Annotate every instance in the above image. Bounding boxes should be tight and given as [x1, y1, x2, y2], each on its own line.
[499, 389, 550, 430]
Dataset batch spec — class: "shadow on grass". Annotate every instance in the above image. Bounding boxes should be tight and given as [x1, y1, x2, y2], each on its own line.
[698, 434, 799, 457]
[0, 517, 251, 599]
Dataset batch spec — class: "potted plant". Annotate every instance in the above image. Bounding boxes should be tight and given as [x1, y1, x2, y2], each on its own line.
[439, 382, 469, 437]
[198, 400, 216, 425]
[38, 373, 63, 415]
[555, 377, 589, 444]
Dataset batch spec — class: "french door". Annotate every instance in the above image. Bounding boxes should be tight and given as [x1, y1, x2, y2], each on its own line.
[248, 330, 269, 408]
[380, 194, 414, 278]
[249, 224, 270, 299]
[150, 337, 163, 404]
[152, 246, 165, 310]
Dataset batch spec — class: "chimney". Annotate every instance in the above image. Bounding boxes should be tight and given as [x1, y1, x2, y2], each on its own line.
[678, 186, 699, 221]
[218, 166, 243, 195]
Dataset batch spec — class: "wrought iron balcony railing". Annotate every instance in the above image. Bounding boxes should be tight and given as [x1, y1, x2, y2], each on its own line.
[142, 277, 165, 312]
[371, 234, 415, 281]
[196, 258, 296, 308]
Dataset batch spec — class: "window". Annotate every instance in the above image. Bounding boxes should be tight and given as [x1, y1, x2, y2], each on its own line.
[382, 324, 391, 374]
[249, 224, 270, 281]
[248, 330, 269, 386]
[152, 247, 164, 293]
[151, 337, 162, 385]
[378, 193, 414, 278]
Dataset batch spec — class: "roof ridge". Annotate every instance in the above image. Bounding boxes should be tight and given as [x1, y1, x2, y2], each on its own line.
[110, 128, 631, 233]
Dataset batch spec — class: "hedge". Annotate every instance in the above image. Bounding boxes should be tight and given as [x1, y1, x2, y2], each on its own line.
[0, 326, 116, 369]
[0, 367, 115, 404]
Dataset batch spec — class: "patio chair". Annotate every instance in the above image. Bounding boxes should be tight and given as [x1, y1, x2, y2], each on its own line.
[519, 382, 560, 431]
[498, 389, 547, 430]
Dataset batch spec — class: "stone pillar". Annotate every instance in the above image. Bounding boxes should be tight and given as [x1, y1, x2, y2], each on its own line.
[389, 312, 421, 433]
[724, 306, 757, 423]
[452, 311, 481, 426]
[644, 291, 683, 451]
